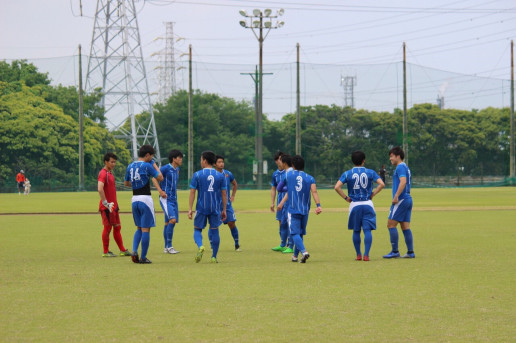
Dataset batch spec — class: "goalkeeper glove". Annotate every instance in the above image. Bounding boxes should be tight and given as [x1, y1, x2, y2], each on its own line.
[102, 200, 115, 212]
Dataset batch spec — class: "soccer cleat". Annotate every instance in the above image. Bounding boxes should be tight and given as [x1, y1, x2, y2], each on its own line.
[235, 244, 241, 252]
[102, 251, 117, 257]
[119, 249, 131, 256]
[164, 248, 170, 254]
[271, 245, 286, 252]
[300, 251, 310, 263]
[195, 246, 205, 263]
[210, 257, 218, 263]
[401, 252, 416, 258]
[291, 256, 298, 262]
[168, 247, 180, 254]
[282, 247, 294, 254]
[355, 254, 362, 261]
[363, 255, 370, 261]
[139, 257, 152, 264]
[131, 251, 139, 263]
[383, 251, 401, 259]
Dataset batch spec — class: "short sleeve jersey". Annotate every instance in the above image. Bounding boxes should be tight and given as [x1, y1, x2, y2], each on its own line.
[124, 161, 159, 194]
[16, 173, 25, 183]
[392, 162, 411, 200]
[285, 170, 316, 215]
[190, 168, 226, 215]
[160, 164, 179, 202]
[98, 168, 118, 211]
[271, 169, 286, 205]
[217, 169, 234, 208]
[339, 167, 381, 202]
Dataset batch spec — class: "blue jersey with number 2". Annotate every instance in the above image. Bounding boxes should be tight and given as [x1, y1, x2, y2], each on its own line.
[190, 168, 226, 215]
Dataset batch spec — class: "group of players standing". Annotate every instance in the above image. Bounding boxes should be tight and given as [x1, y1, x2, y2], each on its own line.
[97, 144, 415, 264]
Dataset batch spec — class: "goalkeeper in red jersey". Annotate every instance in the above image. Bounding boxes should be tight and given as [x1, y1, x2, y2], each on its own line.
[98, 152, 131, 257]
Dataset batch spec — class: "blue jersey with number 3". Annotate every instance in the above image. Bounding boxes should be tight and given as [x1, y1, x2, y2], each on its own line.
[285, 170, 315, 215]
[190, 168, 226, 215]
[339, 167, 380, 202]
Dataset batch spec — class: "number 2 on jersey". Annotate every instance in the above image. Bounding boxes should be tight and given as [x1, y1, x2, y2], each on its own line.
[207, 175, 215, 192]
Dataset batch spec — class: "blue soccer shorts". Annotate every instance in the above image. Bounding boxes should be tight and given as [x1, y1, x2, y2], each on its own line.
[194, 211, 222, 229]
[348, 201, 377, 231]
[388, 197, 413, 223]
[223, 204, 237, 224]
[131, 195, 156, 228]
[159, 197, 179, 223]
[288, 213, 309, 236]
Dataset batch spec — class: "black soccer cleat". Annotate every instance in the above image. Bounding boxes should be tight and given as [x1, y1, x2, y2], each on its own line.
[300, 252, 310, 263]
[139, 257, 152, 264]
[131, 251, 139, 264]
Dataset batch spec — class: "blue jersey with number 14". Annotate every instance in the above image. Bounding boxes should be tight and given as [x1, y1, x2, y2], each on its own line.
[124, 161, 158, 190]
[285, 170, 316, 215]
[339, 167, 380, 202]
[190, 168, 226, 215]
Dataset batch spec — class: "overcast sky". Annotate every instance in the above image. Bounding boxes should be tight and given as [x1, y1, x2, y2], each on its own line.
[1, 0, 516, 120]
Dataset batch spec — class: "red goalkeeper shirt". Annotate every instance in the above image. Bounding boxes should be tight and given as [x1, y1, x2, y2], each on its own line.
[98, 168, 118, 211]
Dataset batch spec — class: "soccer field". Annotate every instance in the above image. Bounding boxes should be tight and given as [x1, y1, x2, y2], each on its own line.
[1, 188, 515, 342]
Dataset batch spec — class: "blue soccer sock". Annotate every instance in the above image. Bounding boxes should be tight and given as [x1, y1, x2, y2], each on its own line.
[207, 228, 214, 249]
[163, 225, 168, 248]
[388, 228, 399, 252]
[210, 229, 220, 258]
[352, 231, 362, 256]
[194, 228, 203, 248]
[292, 234, 306, 254]
[402, 229, 414, 253]
[230, 226, 239, 246]
[279, 222, 288, 247]
[141, 231, 150, 259]
[168, 223, 175, 247]
[132, 229, 142, 253]
[364, 229, 373, 256]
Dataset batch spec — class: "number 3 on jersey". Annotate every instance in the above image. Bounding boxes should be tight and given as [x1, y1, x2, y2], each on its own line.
[295, 175, 303, 192]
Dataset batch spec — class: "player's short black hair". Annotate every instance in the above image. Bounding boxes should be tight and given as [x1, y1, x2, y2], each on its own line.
[104, 152, 117, 162]
[138, 144, 155, 158]
[351, 150, 366, 166]
[168, 149, 183, 162]
[201, 151, 216, 165]
[273, 151, 285, 161]
[280, 154, 292, 167]
[215, 155, 224, 162]
[292, 155, 305, 171]
[389, 146, 405, 160]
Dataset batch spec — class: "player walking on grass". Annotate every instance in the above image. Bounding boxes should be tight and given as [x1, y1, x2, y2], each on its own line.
[278, 155, 322, 263]
[98, 152, 131, 258]
[188, 151, 227, 263]
[154, 149, 183, 255]
[334, 151, 385, 261]
[270, 151, 290, 252]
[275, 154, 294, 254]
[383, 146, 415, 259]
[124, 145, 163, 264]
[215, 155, 241, 251]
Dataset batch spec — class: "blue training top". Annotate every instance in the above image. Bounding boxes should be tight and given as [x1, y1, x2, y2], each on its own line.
[392, 162, 412, 200]
[339, 167, 381, 202]
[190, 168, 226, 215]
[285, 169, 316, 215]
[125, 161, 159, 191]
[160, 164, 180, 202]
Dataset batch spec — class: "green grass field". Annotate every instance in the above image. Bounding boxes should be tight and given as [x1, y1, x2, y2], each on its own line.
[1, 188, 515, 342]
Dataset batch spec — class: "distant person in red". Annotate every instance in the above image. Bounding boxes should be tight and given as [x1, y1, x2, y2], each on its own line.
[16, 170, 25, 195]
[98, 152, 131, 257]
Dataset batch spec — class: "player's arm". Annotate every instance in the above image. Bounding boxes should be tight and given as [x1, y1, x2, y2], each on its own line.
[230, 179, 237, 203]
[221, 189, 227, 221]
[188, 188, 196, 219]
[392, 177, 406, 204]
[152, 161, 164, 182]
[98, 173, 114, 212]
[334, 180, 351, 203]
[270, 186, 277, 212]
[277, 193, 288, 211]
[152, 178, 167, 198]
[371, 178, 385, 200]
[311, 183, 322, 215]
[124, 180, 131, 187]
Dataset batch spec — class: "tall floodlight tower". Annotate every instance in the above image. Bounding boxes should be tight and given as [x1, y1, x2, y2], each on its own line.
[85, 0, 161, 161]
[341, 75, 357, 108]
[154, 22, 177, 104]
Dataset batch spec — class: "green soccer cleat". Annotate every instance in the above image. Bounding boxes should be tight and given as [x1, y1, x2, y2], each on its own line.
[195, 246, 205, 263]
[119, 249, 131, 256]
[102, 251, 117, 257]
[282, 247, 294, 254]
[210, 257, 218, 263]
[271, 245, 286, 252]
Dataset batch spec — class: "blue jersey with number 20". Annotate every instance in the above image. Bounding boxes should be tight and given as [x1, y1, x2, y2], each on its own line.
[339, 167, 380, 202]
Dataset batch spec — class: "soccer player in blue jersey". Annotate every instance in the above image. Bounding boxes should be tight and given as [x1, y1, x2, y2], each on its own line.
[270, 151, 289, 252]
[215, 155, 241, 251]
[276, 154, 294, 254]
[383, 146, 415, 259]
[334, 151, 385, 261]
[188, 151, 227, 263]
[277, 155, 322, 263]
[154, 149, 183, 255]
[124, 144, 163, 264]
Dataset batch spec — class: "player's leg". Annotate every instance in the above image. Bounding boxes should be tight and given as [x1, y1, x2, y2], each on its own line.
[136, 199, 156, 264]
[282, 209, 294, 253]
[352, 230, 362, 260]
[100, 210, 114, 256]
[348, 206, 362, 260]
[208, 214, 222, 263]
[110, 210, 128, 255]
[160, 197, 171, 251]
[193, 212, 207, 262]
[400, 221, 415, 258]
[298, 215, 310, 263]
[384, 203, 401, 258]
[362, 206, 377, 261]
[226, 207, 240, 250]
[363, 229, 372, 260]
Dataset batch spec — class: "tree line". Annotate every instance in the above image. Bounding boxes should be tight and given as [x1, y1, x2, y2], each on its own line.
[0, 60, 511, 190]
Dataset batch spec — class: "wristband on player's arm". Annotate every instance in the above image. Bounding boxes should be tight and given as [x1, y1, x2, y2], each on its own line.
[316, 203, 321, 207]
[102, 200, 109, 207]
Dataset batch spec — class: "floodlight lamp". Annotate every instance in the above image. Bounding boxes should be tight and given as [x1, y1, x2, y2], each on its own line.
[239, 21, 247, 28]
[253, 20, 260, 28]
[277, 21, 284, 28]
[253, 9, 261, 17]
[239, 9, 247, 17]
[277, 8, 285, 16]
[264, 21, 271, 28]
[264, 9, 272, 17]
